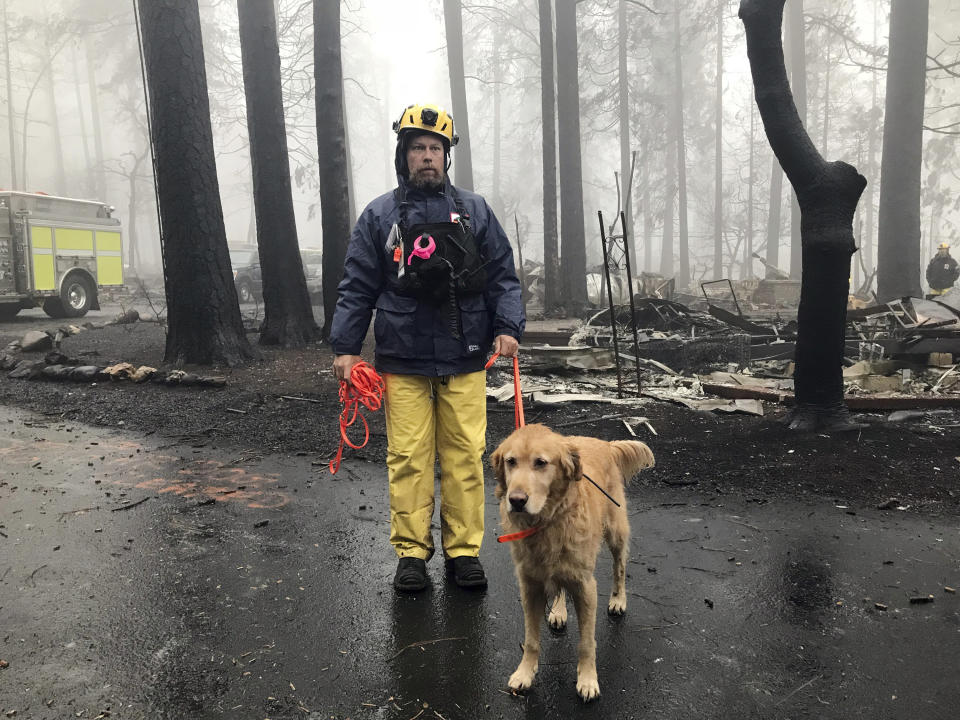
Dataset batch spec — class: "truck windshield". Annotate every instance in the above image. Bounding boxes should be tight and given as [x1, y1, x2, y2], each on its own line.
[229, 250, 258, 269]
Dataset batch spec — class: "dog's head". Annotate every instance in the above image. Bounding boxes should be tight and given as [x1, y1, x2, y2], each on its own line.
[491, 424, 581, 518]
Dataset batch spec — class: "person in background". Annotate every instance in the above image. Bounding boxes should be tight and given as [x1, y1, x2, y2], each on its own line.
[328, 103, 524, 593]
[926, 243, 959, 298]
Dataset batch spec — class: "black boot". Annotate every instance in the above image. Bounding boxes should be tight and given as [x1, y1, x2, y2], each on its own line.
[394, 557, 428, 592]
[445, 556, 488, 590]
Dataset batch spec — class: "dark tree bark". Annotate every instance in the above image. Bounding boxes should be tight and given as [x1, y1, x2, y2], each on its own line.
[239, 0, 318, 348]
[126, 148, 146, 274]
[786, 0, 805, 280]
[740, 0, 866, 431]
[555, 0, 587, 310]
[672, 0, 690, 291]
[443, 0, 474, 191]
[71, 44, 94, 198]
[660, 139, 676, 279]
[43, 46, 66, 196]
[618, 0, 635, 267]
[712, 0, 723, 280]
[2, 0, 17, 188]
[492, 30, 503, 218]
[641, 142, 653, 272]
[746, 101, 755, 278]
[314, 0, 353, 337]
[138, 0, 254, 366]
[765, 156, 782, 275]
[84, 36, 106, 201]
[861, 0, 880, 286]
[876, 0, 928, 301]
[539, 0, 560, 313]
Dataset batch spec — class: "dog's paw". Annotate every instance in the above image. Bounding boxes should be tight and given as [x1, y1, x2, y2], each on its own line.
[508, 665, 537, 692]
[576, 673, 600, 702]
[608, 595, 627, 616]
[548, 592, 568, 630]
[547, 608, 568, 631]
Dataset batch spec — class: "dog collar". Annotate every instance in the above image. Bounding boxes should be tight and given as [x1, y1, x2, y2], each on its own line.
[497, 526, 541, 543]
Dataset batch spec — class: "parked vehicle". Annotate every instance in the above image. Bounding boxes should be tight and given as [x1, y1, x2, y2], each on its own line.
[228, 246, 322, 305]
[229, 246, 261, 304]
[0, 191, 124, 319]
[300, 248, 322, 302]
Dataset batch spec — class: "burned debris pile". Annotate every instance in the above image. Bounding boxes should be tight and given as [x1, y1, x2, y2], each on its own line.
[0, 312, 226, 388]
[505, 274, 960, 418]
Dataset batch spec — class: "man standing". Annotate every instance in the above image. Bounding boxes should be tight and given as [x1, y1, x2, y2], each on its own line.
[329, 103, 525, 593]
[926, 243, 960, 298]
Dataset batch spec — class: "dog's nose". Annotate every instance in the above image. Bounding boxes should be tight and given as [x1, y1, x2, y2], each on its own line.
[508, 493, 528, 512]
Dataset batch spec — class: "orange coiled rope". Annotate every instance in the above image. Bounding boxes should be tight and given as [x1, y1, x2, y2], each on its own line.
[329, 361, 384, 474]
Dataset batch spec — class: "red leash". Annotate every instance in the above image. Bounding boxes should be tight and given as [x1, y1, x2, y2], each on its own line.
[329, 361, 384, 474]
[485, 352, 525, 429]
[486, 351, 534, 543]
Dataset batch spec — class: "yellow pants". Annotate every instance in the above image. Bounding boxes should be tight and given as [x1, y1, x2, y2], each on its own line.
[383, 371, 487, 561]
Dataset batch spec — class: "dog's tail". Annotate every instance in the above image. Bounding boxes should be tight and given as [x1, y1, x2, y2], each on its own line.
[610, 440, 655, 482]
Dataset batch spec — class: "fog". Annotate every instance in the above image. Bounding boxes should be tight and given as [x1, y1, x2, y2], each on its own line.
[1, 0, 957, 287]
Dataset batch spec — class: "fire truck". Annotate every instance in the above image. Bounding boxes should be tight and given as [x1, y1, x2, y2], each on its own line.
[0, 191, 124, 320]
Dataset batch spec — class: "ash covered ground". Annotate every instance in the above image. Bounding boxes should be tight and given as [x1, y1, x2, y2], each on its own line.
[0, 310, 957, 516]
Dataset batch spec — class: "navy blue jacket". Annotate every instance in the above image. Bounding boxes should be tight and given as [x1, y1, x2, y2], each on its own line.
[329, 179, 525, 376]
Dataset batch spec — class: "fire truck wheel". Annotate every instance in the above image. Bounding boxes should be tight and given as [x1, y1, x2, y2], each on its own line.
[42, 297, 67, 319]
[237, 279, 254, 304]
[60, 274, 95, 318]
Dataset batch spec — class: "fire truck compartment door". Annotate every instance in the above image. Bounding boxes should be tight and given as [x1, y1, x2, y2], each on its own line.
[95, 231, 123, 286]
[29, 225, 55, 291]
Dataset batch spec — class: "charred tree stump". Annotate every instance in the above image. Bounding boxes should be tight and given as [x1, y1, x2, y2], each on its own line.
[740, 0, 867, 431]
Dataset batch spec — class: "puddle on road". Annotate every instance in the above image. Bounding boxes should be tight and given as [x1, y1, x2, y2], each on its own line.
[0, 411, 293, 509]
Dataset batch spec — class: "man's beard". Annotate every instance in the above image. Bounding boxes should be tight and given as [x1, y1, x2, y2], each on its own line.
[409, 168, 444, 191]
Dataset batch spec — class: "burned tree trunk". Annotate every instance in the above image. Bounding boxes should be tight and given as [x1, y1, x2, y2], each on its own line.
[618, 0, 635, 267]
[138, 0, 254, 366]
[876, 0, 928, 301]
[555, 0, 588, 311]
[238, 0, 319, 348]
[785, 0, 805, 280]
[740, 0, 866, 431]
[712, 0, 723, 281]
[538, 0, 561, 314]
[314, 0, 353, 337]
[672, 0, 690, 291]
[443, 0, 474, 191]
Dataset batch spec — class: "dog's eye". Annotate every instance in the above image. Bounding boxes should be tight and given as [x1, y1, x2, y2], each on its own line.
[533, 457, 548, 468]
[505, 457, 517, 467]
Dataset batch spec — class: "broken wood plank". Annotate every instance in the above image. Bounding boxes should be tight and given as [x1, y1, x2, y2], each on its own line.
[701, 382, 960, 410]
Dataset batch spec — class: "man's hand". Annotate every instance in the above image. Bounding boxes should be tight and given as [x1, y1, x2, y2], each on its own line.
[493, 335, 519, 358]
[333, 354, 363, 383]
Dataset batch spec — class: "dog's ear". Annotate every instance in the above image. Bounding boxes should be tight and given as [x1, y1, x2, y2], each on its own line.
[491, 445, 507, 498]
[560, 441, 582, 483]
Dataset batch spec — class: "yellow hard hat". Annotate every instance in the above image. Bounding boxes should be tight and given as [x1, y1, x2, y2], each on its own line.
[392, 104, 459, 147]
[939, 242, 950, 250]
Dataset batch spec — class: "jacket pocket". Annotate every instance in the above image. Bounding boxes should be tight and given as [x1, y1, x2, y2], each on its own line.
[374, 292, 421, 359]
[459, 294, 492, 357]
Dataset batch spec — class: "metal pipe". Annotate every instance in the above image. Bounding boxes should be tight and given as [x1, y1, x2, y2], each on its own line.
[620, 210, 642, 395]
[597, 211, 622, 398]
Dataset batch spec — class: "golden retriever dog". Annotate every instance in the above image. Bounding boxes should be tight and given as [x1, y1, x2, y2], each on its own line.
[491, 423, 654, 701]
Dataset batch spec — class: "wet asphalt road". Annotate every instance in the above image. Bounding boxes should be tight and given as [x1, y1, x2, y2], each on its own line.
[1, 404, 960, 720]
